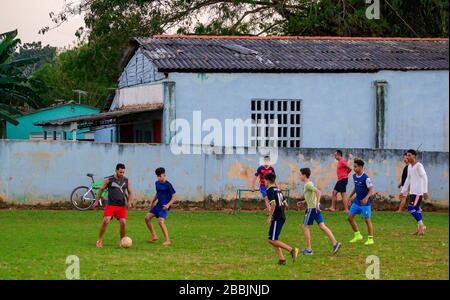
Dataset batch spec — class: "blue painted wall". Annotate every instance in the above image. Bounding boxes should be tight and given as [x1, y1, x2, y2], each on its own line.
[0, 141, 448, 206]
[168, 71, 449, 152]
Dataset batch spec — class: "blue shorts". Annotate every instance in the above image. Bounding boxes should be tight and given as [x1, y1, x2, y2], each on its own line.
[260, 185, 268, 198]
[349, 203, 371, 219]
[268, 219, 285, 241]
[304, 208, 324, 225]
[334, 178, 348, 193]
[149, 205, 169, 219]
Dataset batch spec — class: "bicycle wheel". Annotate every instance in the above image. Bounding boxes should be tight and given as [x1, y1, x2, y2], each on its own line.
[70, 186, 96, 211]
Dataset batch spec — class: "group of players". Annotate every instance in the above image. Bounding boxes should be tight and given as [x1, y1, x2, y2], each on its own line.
[252, 149, 429, 264]
[92, 149, 429, 266]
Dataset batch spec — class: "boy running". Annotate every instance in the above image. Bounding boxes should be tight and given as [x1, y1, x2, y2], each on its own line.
[327, 150, 352, 212]
[251, 155, 275, 212]
[94, 163, 133, 248]
[144, 167, 176, 246]
[347, 159, 375, 245]
[298, 168, 341, 255]
[399, 149, 429, 235]
[265, 172, 299, 265]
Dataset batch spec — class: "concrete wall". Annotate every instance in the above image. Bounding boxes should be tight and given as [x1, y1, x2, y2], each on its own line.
[169, 70, 449, 151]
[0, 140, 448, 206]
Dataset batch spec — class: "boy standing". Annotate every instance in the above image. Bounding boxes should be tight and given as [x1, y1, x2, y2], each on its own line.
[94, 163, 133, 248]
[252, 155, 276, 212]
[327, 150, 352, 212]
[400, 149, 428, 235]
[264, 172, 299, 265]
[298, 168, 341, 255]
[144, 167, 176, 246]
[347, 159, 375, 245]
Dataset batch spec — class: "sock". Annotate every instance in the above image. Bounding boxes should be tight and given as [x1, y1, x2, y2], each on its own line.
[368, 235, 374, 239]
[354, 231, 361, 236]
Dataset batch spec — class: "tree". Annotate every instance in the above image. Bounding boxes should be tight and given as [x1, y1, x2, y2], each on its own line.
[35, 0, 447, 110]
[0, 30, 44, 130]
[12, 42, 57, 77]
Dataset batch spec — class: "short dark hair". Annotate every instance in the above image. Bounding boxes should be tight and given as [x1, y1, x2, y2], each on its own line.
[403, 152, 408, 156]
[263, 155, 270, 161]
[335, 150, 343, 156]
[155, 167, 166, 176]
[406, 149, 417, 156]
[264, 172, 276, 183]
[300, 168, 311, 178]
[116, 163, 126, 170]
[354, 159, 365, 167]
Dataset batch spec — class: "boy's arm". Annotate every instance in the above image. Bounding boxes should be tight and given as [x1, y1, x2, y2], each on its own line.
[314, 187, 322, 211]
[163, 194, 177, 210]
[126, 180, 133, 208]
[361, 186, 373, 205]
[266, 201, 275, 224]
[348, 187, 356, 200]
[418, 164, 429, 199]
[149, 194, 157, 209]
[251, 174, 258, 191]
[94, 178, 109, 208]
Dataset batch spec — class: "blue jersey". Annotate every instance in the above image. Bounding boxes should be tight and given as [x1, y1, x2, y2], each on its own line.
[155, 180, 176, 206]
[353, 173, 373, 206]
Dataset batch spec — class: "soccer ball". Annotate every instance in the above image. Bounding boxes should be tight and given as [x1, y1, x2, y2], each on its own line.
[120, 236, 132, 248]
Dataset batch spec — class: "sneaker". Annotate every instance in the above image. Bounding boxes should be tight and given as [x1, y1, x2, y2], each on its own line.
[349, 233, 363, 243]
[96, 240, 103, 248]
[332, 242, 342, 254]
[364, 238, 374, 245]
[300, 248, 314, 255]
[278, 259, 287, 265]
[290, 247, 300, 262]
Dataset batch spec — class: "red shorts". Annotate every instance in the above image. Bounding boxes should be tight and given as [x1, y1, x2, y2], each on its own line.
[103, 205, 127, 220]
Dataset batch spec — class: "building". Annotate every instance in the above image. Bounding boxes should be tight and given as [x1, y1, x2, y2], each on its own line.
[36, 35, 449, 151]
[7, 102, 99, 141]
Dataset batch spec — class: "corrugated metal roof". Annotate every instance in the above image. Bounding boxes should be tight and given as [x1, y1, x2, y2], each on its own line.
[130, 35, 448, 72]
[34, 104, 163, 126]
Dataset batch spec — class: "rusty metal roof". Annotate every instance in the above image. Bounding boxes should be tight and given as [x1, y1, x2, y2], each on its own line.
[129, 35, 449, 72]
[34, 104, 163, 126]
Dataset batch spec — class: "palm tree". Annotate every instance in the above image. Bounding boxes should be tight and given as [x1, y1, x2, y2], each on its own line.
[0, 29, 44, 129]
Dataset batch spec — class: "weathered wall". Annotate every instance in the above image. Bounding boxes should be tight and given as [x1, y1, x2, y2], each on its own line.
[169, 70, 449, 151]
[0, 140, 448, 207]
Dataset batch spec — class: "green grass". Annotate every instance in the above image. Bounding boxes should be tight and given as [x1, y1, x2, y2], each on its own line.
[0, 210, 448, 280]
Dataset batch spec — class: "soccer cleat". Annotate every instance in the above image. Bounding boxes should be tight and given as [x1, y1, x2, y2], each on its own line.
[364, 238, 374, 245]
[96, 240, 103, 248]
[332, 242, 342, 254]
[349, 232, 363, 243]
[278, 259, 287, 265]
[290, 247, 300, 262]
[300, 248, 314, 256]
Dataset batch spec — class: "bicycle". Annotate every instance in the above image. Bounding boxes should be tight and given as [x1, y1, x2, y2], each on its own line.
[70, 173, 108, 211]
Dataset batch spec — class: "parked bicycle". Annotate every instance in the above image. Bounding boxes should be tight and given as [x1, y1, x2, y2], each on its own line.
[70, 173, 108, 211]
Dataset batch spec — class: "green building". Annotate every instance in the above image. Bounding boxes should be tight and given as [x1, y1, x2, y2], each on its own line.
[5, 102, 100, 140]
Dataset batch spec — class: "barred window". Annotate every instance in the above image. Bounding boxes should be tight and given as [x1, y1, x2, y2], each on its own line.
[251, 99, 301, 148]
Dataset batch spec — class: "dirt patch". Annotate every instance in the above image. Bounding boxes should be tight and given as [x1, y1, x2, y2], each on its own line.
[0, 195, 448, 212]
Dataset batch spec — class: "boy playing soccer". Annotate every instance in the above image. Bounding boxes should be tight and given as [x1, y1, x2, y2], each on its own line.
[264, 172, 299, 265]
[347, 159, 375, 245]
[144, 167, 176, 246]
[298, 168, 341, 255]
[94, 163, 133, 248]
[252, 155, 276, 212]
[399, 149, 429, 235]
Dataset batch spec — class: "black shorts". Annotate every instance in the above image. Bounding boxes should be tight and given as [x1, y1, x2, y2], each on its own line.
[334, 178, 348, 193]
[408, 194, 423, 207]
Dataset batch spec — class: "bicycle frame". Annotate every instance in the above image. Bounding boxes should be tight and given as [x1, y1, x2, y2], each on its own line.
[84, 176, 108, 205]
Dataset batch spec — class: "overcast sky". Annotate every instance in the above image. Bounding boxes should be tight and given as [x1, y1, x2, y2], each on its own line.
[0, 0, 85, 48]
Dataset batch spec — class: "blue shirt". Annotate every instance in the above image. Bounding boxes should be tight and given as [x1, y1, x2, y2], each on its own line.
[353, 173, 373, 206]
[155, 181, 176, 206]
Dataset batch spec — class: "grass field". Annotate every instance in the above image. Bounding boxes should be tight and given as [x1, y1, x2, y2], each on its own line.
[0, 209, 448, 280]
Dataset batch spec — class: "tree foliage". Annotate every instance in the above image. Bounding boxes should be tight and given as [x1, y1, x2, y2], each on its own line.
[34, 0, 448, 109]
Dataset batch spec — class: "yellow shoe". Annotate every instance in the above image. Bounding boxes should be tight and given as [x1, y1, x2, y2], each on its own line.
[349, 233, 363, 243]
[364, 238, 374, 245]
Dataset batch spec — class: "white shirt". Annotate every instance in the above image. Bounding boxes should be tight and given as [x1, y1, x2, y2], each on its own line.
[401, 162, 428, 196]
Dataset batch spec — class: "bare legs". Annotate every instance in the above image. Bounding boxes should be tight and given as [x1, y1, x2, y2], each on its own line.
[303, 223, 338, 251]
[330, 190, 349, 211]
[144, 213, 171, 245]
[268, 240, 293, 261]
